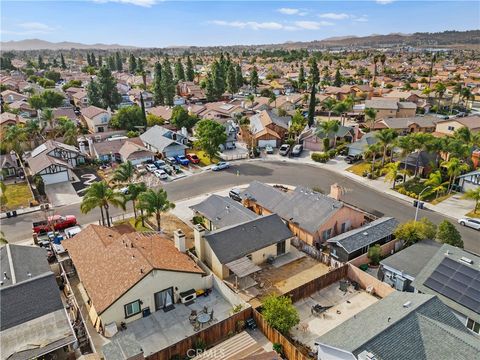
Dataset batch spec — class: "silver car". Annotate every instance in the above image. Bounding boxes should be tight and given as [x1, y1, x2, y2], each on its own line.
[458, 218, 480, 230]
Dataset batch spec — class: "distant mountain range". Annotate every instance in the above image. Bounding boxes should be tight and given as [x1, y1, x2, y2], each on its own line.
[1, 30, 478, 51]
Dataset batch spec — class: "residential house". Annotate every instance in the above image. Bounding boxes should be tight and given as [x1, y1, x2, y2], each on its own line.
[301, 125, 356, 152]
[1, 89, 28, 104]
[118, 139, 155, 165]
[399, 151, 437, 178]
[190, 194, 259, 231]
[72, 90, 89, 108]
[275, 94, 303, 112]
[411, 244, 480, 335]
[0, 244, 76, 360]
[140, 125, 188, 158]
[63, 225, 208, 330]
[194, 214, 293, 280]
[324, 86, 352, 101]
[346, 132, 379, 156]
[147, 106, 173, 123]
[129, 89, 154, 108]
[90, 137, 154, 165]
[0, 112, 26, 129]
[219, 119, 239, 151]
[457, 169, 480, 192]
[364, 99, 417, 120]
[197, 102, 243, 122]
[315, 292, 480, 360]
[240, 182, 366, 247]
[380, 240, 442, 292]
[64, 87, 84, 100]
[53, 107, 78, 123]
[327, 217, 399, 263]
[374, 116, 438, 134]
[25, 140, 85, 185]
[82, 105, 111, 133]
[248, 110, 290, 148]
[0, 151, 23, 180]
[8, 100, 37, 118]
[434, 115, 480, 136]
[177, 81, 206, 102]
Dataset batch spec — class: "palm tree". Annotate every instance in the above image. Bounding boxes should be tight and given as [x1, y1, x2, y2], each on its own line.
[112, 161, 135, 184]
[137, 188, 175, 232]
[425, 170, 447, 199]
[25, 119, 44, 147]
[375, 129, 398, 166]
[127, 182, 147, 220]
[460, 87, 473, 110]
[441, 157, 470, 193]
[462, 187, 480, 214]
[80, 181, 126, 227]
[411, 132, 435, 177]
[40, 108, 55, 138]
[434, 82, 446, 111]
[383, 161, 402, 189]
[317, 120, 340, 149]
[246, 94, 255, 109]
[452, 82, 463, 111]
[323, 98, 337, 121]
[3, 125, 28, 155]
[364, 107, 377, 130]
[365, 143, 382, 173]
[396, 135, 415, 183]
[268, 93, 277, 108]
[57, 117, 78, 145]
[333, 101, 348, 126]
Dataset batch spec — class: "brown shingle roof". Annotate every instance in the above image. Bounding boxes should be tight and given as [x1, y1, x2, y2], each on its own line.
[82, 105, 107, 119]
[63, 225, 204, 314]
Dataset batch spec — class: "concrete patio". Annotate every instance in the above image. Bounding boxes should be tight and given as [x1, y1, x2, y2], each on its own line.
[109, 289, 235, 357]
[290, 280, 379, 350]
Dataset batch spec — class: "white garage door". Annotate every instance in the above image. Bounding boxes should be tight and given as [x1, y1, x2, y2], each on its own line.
[41, 171, 69, 185]
[258, 140, 277, 148]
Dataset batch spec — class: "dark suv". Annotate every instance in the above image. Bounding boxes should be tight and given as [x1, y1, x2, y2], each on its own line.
[345, 154, 362, 164]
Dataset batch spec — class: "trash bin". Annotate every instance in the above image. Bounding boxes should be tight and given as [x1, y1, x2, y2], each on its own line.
[413, 200, 418, 207]
[6, 212, 11, 218]
[12, 210, 17, 217]
[419, 201, 424, 209]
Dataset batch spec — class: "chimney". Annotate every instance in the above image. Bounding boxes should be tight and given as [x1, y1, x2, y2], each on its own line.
[193, 224, 206, 261]
[329, 183, 342, 201]
[174, 229, 186, 253]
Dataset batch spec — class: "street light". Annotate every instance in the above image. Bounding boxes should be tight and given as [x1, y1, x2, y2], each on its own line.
[414, 186, 431, 222]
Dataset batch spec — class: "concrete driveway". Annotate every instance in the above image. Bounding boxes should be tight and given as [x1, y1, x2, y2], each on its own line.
[45, 182, 81, 207]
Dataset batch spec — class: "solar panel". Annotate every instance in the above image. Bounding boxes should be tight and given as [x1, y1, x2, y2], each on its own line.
[424, 257, 480, 313]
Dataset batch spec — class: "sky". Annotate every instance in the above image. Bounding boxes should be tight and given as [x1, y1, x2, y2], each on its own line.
[1, 1, 479, 47]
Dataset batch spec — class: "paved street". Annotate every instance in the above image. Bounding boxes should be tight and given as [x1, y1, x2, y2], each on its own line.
[2, 161, 479, 254]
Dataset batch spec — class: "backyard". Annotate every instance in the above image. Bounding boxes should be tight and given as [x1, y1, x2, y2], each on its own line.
[0, 182, 34, 211]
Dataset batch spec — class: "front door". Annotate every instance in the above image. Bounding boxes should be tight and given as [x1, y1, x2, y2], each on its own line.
[154, 287, 174, 311]
[277, 240, 286, 256]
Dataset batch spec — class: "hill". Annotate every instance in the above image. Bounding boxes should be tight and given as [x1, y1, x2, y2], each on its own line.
[0, 39, 138, 51]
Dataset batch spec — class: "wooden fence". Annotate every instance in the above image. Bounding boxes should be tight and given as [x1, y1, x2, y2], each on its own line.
[145, 307, 252, 360]
[252, 309, 311, 360]
[283, 264, 348, 303]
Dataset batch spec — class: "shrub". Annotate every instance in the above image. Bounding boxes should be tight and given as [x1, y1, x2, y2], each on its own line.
[327, 149, 337, 158]
[367, 244, 382, 265]
[311, 152, 329, 163]
[192, 216, 204, 225]
[262, 295, 299, 334]
[323, 137, 330, 151]
[273, 343, 283, 355]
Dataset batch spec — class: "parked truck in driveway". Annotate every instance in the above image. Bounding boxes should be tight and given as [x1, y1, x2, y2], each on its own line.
[32, 215, 77, 234]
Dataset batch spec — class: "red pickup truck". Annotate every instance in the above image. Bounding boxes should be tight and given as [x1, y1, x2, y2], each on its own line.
[32, 215, 77, 234]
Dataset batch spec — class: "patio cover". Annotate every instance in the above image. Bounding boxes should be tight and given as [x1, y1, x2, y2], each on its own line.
[226, 257, 261, 278]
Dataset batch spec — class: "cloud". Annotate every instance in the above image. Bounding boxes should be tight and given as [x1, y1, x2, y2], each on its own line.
[210, 20, 284, 31]
[294, 21, 334, 30]
[354, 16, 369, 22]
[277, 8, 308, 16]
[319, 13, 350, 20]
[376, 0, 395, 4]
[92, 0, 158, 7]
[1, 22, 56, 35]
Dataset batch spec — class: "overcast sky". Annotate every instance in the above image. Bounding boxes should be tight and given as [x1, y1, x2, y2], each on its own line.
[1, 1, 479, 47]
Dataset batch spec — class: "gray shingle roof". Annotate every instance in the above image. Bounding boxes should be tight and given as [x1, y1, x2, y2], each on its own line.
[240, 181, 343, 234]
[140, 125, 187, 152]
[190, 195, 259, 229]
[347, 132, 378, 152]
[0, 244, 50, 286]
[316, 292, 480, 360]
[327, 217, 398, 254]
[204, 214, 293, 264]
[380, 240, 442, 278]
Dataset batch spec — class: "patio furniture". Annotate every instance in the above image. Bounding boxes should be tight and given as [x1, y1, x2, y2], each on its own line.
[311, 304, 332, 317]
[203, 306, 208, 314]
[246, 318, 257, 330]
[189, 311, 197, 325]
[197, 313, 210, 328]
[193, 322, 201, 332]
[208, 310, 215, 324]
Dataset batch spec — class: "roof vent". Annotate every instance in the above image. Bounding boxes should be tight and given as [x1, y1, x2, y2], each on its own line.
[445, 250, 450, 256]
[3, 272, 8, 280]
[403, 301, 412, 308]
[27, 272, 32, 278]
[363, 232, 369, 236]
[460, 257, 473, 265]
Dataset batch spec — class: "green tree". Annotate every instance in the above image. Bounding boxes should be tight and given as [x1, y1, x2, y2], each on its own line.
[110, 106, 145, 131]
[307, 58, 319, 127]
[434, 82, 447, 111]
[365, 143, 382, 173]
[317, 120, 340, 148]
[425, 170, 447, 199]
[298, 64, 305, 90]
[60, 53, 66, 69]
[333, 68, 342, 87]
[462, 187, 480, 214]
[333, 101, 348, 127]
[146, 113, 164, 127]
[262, 295, 300, 334]
[364, 107, 377, 130]
[383, 161, 401, 189]
[161, 57, 176, 105]
[394, 218, 437, 246]
[127, 182, 147, 220]
[86, 79, 102, 108]
[45, 70, 61, 83]
[205, 76, 216, 102]
[367, 244, 382, 265]
[436, 220, 463, 248]
[186, 56, 195, 82]
[37, 55, 45, 69]
[3, 125, 28, 155]
[88, 66, 121, 110]
[57, 117, 78, 145]
[226, 62, 238, 96]
[174, 58, 185, 82]
[235, 63, 244, 90]
[250, 66, 259, 93]
[28, 94, 45, 110]
[396, 135, 415, 183]
[80, 181, 125, 227]
[323, 97, 337, 121]
[212, 60, 225, 99]
[137, 188, 175, 231]
[62, 79, 82, 91]
[91, 53, 97, 67]
[195, 119, 227, 161]
[441, 157, 469, 193]
[128, 54, 137, 74]
[25, 119, 44, 147]
[375, 129, 398, 166]
[112, 160, 135, 184]
[115, 51, 123, 71]
[152, 62, 164, 105]
[171, 106, 197, 131]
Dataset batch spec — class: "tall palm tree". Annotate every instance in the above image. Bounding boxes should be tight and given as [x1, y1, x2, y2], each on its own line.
[323, 98, 337, 121]
[375, 129, 398, 166]
[137, 188, 175, 232]
[460, 87, 473, 110]
[40, 108, 55, 138]
[3, 125, 28, 155]
[425, 170, 448, 199]
[25, 119, 44, 148]
[57, 117, 78, 145]
[396, 135, 415, 183]
[112, 161, 135, 184]
[441, 157, 470, 193]
[383, 161, 402, 189]
[462, 187, 480, 214]
[364, 107, 377, 130]
[268, 93, 277, 108]
[81, 181, 126, 227]
[246, 94, 255, 109]
[333, 101, 348, 126]
[127, 182, 147, 220]
[317, 120, 340, 149]
[365, 143, 382, 173]
[434, 82, 446, 111]
[452, 82, 463, 111]
[411, 132, 435, 177]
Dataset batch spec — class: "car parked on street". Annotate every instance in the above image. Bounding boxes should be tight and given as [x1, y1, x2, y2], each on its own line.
[345, 154, 362, 164]
[279, 144, 290, 156]
[154, 169, 168, 180]
[175, 155, 190, 166]
[458, 218, 480, 230]
[212, 161, 230, 171]
[33, 215, 77, 234]
[186, 153, 200, 164]
[265, 145, 274, 154]
[291, 144, 303, 157]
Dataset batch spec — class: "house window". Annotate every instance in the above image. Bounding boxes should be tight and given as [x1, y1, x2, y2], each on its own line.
[124, 300, 141, 318]
[447, 126, 455, 131]
[322, 228, 332, 240]
[466, 318, 480, 334]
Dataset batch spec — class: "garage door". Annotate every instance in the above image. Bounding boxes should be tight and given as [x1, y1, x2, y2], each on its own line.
[41, 171, 69, 185]
[258, 140, 277, 148]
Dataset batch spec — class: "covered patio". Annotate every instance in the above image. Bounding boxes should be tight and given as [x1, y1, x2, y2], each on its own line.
[224, 257, 262, 291]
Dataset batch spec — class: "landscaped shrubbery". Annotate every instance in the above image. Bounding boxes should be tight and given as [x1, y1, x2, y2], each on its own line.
[311, 152, 330, 163]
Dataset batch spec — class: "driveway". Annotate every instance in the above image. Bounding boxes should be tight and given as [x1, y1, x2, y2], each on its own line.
[72, 167, 101, 196]
[45, 182, 81, 207]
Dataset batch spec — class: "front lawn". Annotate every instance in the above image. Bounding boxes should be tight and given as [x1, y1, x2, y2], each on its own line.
[1, 182, 34, 211]
[347, 162, 371, 176]
[465, 211, 480, 219]
[113, 217, 152, 232]
[396, 178, 452, 202]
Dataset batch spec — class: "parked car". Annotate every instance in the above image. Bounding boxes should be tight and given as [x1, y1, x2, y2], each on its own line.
[345, 154, 362, 164]
[186, 153, 200, 164]
[458, 218, 480, 230]
[33, 215, 77, 234]
[174, 155, 190, 166]
[154, 169, 168, 180]
[65, 226, 82, 239]
[146, 164, 157, 172]
[279, 144, 290, 156]
[265, 145, 274, 154]
[117, 186, 129, 194]
[229, 189, 242, 202]
[165, 156, 177, 165]
[291, 144, 303, 157]
[154, 160, 166, 169]
[212, 161, 230, 171]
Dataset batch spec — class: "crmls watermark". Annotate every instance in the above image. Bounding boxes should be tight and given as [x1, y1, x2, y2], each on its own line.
[186, 348, 226, 358]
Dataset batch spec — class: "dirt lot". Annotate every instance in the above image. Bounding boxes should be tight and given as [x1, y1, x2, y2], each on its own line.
[153, 212, 195, 249]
